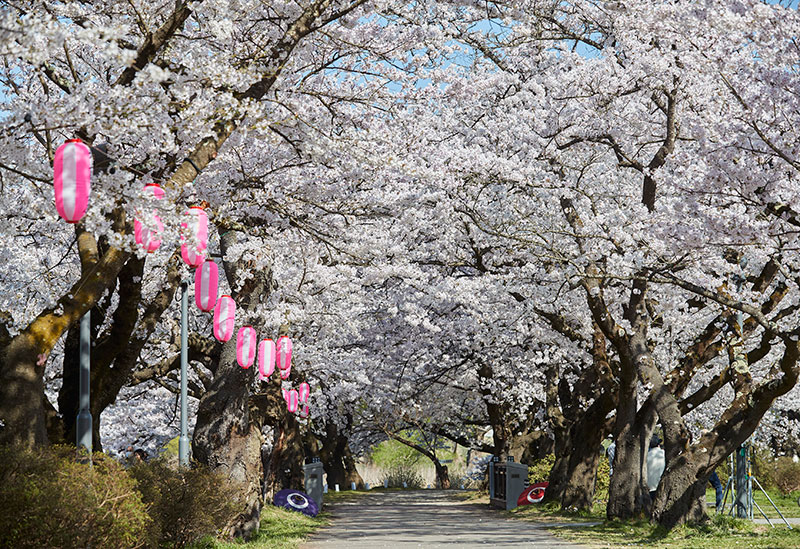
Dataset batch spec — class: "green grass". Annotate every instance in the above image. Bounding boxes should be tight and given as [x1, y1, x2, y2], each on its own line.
[716, 487, 800, 520]
[551, 514, 800, 548]
[508, 490, 800, 548]
[190, 505, 329, 549]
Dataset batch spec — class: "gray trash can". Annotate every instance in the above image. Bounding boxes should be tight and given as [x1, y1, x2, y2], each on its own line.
[489, 457, 528, 510]
[304, 460, 325, 508]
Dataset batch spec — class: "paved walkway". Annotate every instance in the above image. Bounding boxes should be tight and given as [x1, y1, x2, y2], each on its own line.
[302, 490, 587, 548]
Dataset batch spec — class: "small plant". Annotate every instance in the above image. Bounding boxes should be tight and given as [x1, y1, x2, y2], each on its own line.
[0, 444, 151, 548]
[380, 466, 424, 489]
[129, 457, 238, 548]
[772, 457, 800, 496]
[527, 454, 555, 484]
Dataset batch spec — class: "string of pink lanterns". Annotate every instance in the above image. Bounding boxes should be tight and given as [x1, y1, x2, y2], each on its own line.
[53, 138, 312, 417]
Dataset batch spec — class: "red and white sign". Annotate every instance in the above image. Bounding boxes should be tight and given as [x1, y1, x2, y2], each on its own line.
[517, 482, 548, 506]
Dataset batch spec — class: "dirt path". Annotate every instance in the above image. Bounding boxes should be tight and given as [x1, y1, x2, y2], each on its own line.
[302, 490, 587, 548]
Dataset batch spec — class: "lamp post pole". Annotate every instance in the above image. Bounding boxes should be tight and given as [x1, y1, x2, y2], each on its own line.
[179, 281, 190, 467]
[76, 311, 92, 460]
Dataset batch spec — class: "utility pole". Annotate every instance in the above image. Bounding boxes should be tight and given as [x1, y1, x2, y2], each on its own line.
[77, 311, 92, 461]
[179, 281, 190, 467]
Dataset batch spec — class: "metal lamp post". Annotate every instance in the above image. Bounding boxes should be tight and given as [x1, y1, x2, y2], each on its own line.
[76, 311, 92, 460]
[179, 280, 190, 467]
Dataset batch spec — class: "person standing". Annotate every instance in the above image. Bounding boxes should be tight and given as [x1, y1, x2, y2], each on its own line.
[646, 435, 665, 501]
[709, 471, 724, 509]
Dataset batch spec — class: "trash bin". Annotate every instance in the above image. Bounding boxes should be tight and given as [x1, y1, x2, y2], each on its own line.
[489, 457, 528, 510]
[303, 458, 325, 508]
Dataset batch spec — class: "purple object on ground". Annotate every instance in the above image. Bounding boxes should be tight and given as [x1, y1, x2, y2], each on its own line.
[273, 488, 320, 517]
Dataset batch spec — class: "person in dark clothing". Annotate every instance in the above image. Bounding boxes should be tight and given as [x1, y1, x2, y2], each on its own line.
[709, 471, 724, 509]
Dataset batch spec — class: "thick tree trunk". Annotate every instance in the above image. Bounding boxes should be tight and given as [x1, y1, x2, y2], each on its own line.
[343, 444, 365, 489]
[651, 453, 708, 528]
[512, 430, 554, 463]
[435, 462, 451, 489]
[0, 335, 50, 447]
[318, 422, 349, 490]
[0, 221, 130, 448]
[607, 398, 656, 520]
[193, 337, 264, 539]
[560, 395, 613, 510]
[263, 415, 305, 500]
[561, 445, 601, 510]
[542, 445, 570, 505]
[192, 230, 273, 540]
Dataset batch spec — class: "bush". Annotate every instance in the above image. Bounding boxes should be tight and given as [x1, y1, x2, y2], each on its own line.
[380, 465, 424, 489]
[595, 453, 610, 500]
[752, 445, 777, 490]
[772, 457, 800, 496]
[0, 444, 152, 548]
[527, 453, 555, 484]
[129, 458, 238, 548]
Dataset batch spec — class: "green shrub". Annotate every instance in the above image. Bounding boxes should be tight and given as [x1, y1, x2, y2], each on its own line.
[527, 453, 555, 484]
[752, 445, 777, 490]
[380, 465, 424, 489]
[595, 453, 610, 500]
[129, 458, 238, 548]
[772, 457, 800, 496]
[0, 444, 152, 548]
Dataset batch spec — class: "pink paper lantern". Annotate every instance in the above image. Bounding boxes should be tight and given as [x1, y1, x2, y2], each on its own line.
[181, 206, 208, 268]
[53, 139, 92, 223]
[236, 326, 257, 368]
[277, 336, 292, 371]
[134, 184, 165, 253]
[280, 364, 292, 380]
[213, 295, 236, 342]
[287, 389, 299, 413]
[298, 382, 310, 404]
[194, 260, 218, 312]
[299, 405, 309, 419]
[258, 339, 276, 380]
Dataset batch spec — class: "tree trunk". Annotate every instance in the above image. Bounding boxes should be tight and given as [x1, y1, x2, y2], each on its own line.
[560, 395, 613, 510]
[318, 422, 349, 490]
[542, 446, 570, 505]
[193, 336, 264, 539]
[343, 444, 364, 489]
[0, 334, 49, 447]
[607, 397, 656, 520]
[435, 462, 451, 489]
[650, 452, 708, 529]
[561, 444, 601, 511]
[192, 230, 274, 540]
[263, 414, 305, 499]
[0, 221, 130, 448]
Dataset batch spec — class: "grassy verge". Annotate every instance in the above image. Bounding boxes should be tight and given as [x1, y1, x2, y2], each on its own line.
[551, 514, 800, 548]
[191, 505, 329, 549]
[191, 489, 388, 548]
[509, 497, 800, 548]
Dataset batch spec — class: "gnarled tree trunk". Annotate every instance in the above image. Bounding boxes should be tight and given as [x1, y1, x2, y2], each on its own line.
[192, 230, 274, 539]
